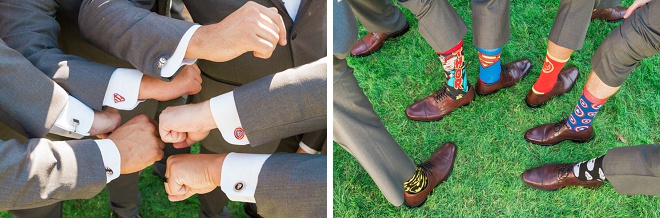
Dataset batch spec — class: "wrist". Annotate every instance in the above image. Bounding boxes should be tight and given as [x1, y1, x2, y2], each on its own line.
[138, 75, 159, 100]
[198, 100, 218, 131]
[185, 25, 206, 60]
[211, 153, 227, 187]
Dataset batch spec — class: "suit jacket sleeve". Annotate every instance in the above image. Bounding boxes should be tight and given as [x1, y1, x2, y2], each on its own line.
[0, 39, 68, 138]
[254, 153, 326, 217]
[0, 138, 106, 211]
[232, 58, 327, 147]
[78, 0, 193, 79]
[0, 0, 116, 110]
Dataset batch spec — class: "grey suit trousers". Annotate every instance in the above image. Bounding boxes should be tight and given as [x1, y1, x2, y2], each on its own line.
[548, 0, 621, 50]
[334, 0, 416, 206]
[604, 145, 660, 195]
[350, 0, 510, 51]
[590, 0, 660, 87]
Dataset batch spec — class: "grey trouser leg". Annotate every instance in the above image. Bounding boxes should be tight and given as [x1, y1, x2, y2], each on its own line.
[107, 172, 141, 217]
[398, 0, 468, 52]
[347, 0, 408, 34]
[591, 0, 660, 87]
[472, 0, 510, 49]
[604, 144, 660, 195]
[333, 56, 416, 206]
[9, 202, 61, 218]
[548, 0, 621, 50]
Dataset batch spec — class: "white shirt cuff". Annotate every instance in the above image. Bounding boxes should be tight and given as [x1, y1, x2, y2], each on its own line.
[161, 25, 201, 78]
[220, 153, 270, 203]
[209, 92, 250, 145]
[298, 141, 317, 154]
[94, 139, 121, 183]
[103, 68, 144, 110]
[49, 96, 93, 139]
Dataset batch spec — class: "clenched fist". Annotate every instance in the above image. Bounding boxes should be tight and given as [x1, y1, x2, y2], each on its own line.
[108, 114, 165, 174]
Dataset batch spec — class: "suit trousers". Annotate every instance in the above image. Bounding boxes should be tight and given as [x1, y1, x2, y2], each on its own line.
[604, 144, 660, 195]
[590, 0, 660, 87]
[548, 0, 621, 50]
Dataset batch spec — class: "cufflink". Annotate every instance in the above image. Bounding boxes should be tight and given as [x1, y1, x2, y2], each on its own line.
[105, 167, 114, 175]
[234, 128, 245, 140]
[234, 182, 244, 192]
[69, 119, 80, 135]
[157, 57, 167, 68]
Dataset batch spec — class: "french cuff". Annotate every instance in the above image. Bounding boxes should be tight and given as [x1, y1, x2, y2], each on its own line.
[50, 96, 93, 139]
[161, 25, 201, 78]
[209, 92, 250, 145]
[220, 153, 270, 203]
[103, 68, 144, 110]
[299, 141, 318, 154]
[94, 139, 121, 183]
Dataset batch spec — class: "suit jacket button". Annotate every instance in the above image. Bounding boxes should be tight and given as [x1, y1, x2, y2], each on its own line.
[291, 31, 298, 40]
[157, 57, 167, 68]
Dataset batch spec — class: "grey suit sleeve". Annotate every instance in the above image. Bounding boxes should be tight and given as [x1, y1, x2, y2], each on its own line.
[254, 153, 326, 217]
[0, 0, 116, 110]
[232, 58, 327, 147]
[78, 0, 194, 79]
[0, 39, 67, 138]
[0, 138, 106, 210]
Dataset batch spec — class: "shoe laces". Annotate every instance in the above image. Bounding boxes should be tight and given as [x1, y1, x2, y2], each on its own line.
[556, 165, 571, 180]
[419, 162, 435, 176]
[433, 88, 451, 102]
[553, 119, 568, 132]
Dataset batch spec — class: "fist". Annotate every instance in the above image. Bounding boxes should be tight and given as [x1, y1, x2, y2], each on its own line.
[108, 114, 165, 174]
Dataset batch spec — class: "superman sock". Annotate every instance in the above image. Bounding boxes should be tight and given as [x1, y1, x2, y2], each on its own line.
[532, 52, 569, 94]
[437, 40, 468, 100]
[573, 155, 607, 182]
[477, 47, 502, 84]
[566, 89, 607, 132]
[404, 167, 428, 194]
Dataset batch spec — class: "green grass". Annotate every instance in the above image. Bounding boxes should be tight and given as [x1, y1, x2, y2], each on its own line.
[334, 0, 660, 217]
[0, 143, 251, 218]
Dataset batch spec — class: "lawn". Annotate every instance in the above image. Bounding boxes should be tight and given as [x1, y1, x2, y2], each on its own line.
[0, 143, 251, 218]
[333, 0, 660, 217]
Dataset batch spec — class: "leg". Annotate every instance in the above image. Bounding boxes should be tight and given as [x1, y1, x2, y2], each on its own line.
[346, 0, 410, 57]
[604, 145, 660, 195]
[107, 172, 141, 218]
[9, 202, 62, 218]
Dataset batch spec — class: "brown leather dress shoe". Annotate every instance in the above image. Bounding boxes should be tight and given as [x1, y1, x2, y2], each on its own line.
[522, 163, 603, 191]
[350, 23, 410, 57]
[404, 142, 457, 207]
[525, 66, 579, 108]
[524, 119, 594, 146]
[591, 6, 627, 22]
[405, 85, 475, 121]
[475, 59, 531, 95]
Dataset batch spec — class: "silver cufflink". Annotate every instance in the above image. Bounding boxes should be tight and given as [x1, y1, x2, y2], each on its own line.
[157, 57, 167, 68]
[69, 119, 80, 134]
[234, 182, 244, 192]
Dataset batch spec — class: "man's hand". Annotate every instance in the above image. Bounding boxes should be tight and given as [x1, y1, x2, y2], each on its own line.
[185, 1, 287, 62]
[89, 107, 121, 136]
[159, 100, 216, 148]
[138, 64, 203, 101]
[624, 0, 653, 18]
[164, 154, 226, 201]
[108, 114, 165, 174]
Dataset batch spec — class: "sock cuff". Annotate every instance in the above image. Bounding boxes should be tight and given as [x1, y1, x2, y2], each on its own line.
[477, 47, 502, 55]
[438, 40, 464, 55]
[583, 88, 607, 104]
[546, 52, 570, 63]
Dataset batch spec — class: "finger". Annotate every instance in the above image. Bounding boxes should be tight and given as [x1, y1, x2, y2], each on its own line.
[173, 141, 192, 149]
[252, 37, 276, 59]
[253, 19, 279, 48]
[261, 7, 287, 46]
[624, 3, 641, 18]
[168, 191, 195, 202]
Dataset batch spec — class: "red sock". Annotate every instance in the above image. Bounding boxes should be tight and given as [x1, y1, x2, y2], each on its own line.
[532, 52, 568, 94]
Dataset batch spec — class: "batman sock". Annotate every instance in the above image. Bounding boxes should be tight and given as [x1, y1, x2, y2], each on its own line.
[573, 155, 607, 181]
[404, 167, 428, 194]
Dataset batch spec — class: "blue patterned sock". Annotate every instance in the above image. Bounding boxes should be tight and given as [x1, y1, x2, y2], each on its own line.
[566, 90, 606, 132]
[477, 47, 502, 84]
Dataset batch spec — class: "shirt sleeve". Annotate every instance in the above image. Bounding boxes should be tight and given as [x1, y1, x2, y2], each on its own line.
[103, 68, 144, 110]
[160, 25, 201, 78]
[219, 153, 271, 203]
[298, 141, 318, 154]
[94, 139, 121, 183]
[209, 92, 250, 145]
[49, 96, 93, 139]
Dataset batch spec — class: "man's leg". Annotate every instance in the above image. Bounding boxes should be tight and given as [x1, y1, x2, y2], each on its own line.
[525, 0, 660, 146]
[347, 0, 409, 57]
[9, 202, 62, 218]
[472, 0, 531, 95]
